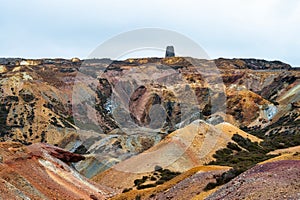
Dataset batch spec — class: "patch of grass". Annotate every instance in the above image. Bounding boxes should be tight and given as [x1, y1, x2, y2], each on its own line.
[240, 112, 300, 154]
[132, 166, 181, 190]
[137, 184, 157, 190]
[134, 176, 147, 187]
[261, 132, 300, 152]
[206, 133, 277, 190]
[227, 142, 242, 151]
[204, 168, 242, 191]
[293, 152, 300, 156]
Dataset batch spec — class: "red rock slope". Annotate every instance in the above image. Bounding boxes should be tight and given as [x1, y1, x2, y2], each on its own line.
[0, 142, 115, 200]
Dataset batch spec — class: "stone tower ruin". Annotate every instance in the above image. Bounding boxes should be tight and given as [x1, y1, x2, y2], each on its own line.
[165, 46, 175, 57]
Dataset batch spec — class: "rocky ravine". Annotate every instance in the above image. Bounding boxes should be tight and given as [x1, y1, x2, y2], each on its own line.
[0, 57, 299, 199]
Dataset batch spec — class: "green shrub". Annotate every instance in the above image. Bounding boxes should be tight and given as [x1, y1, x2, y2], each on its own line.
[122, 188, 132, 193]
[155, 180, 165, 185]
[133, 167, 181, 190]
[134, 178, 146, 186]
[137, 183, 157, 190]
[206, 134, 277, 190]
[204, 168, 244, 191]
[227, 142, 242, 151]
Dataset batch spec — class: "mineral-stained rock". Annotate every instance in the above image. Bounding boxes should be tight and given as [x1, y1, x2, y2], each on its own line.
[19, 88, 35, 102]
[0, 57, 297, 146]
[206, 160, 300, 200]
[0, 142, 115, 199]
[28, 143, 85, 163]
[0, 57, 299, 198]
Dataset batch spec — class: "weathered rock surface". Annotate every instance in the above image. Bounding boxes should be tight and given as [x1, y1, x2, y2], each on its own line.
[0, 142, 115, 200]
[0, 57, 299, 199]
[91, 120, 261, 191]
[206, 160, 300, 200]
[28, 143, 85, 163]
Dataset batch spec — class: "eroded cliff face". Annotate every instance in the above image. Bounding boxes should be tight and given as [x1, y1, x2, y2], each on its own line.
[0, 142, 115, 199]
[0, 57, 299, 175]
[0, 57, 299, 199]
[0, 66, 77, 146]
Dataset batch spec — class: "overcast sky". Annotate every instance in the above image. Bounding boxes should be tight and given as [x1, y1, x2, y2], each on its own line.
[1, 0, 300, 66]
